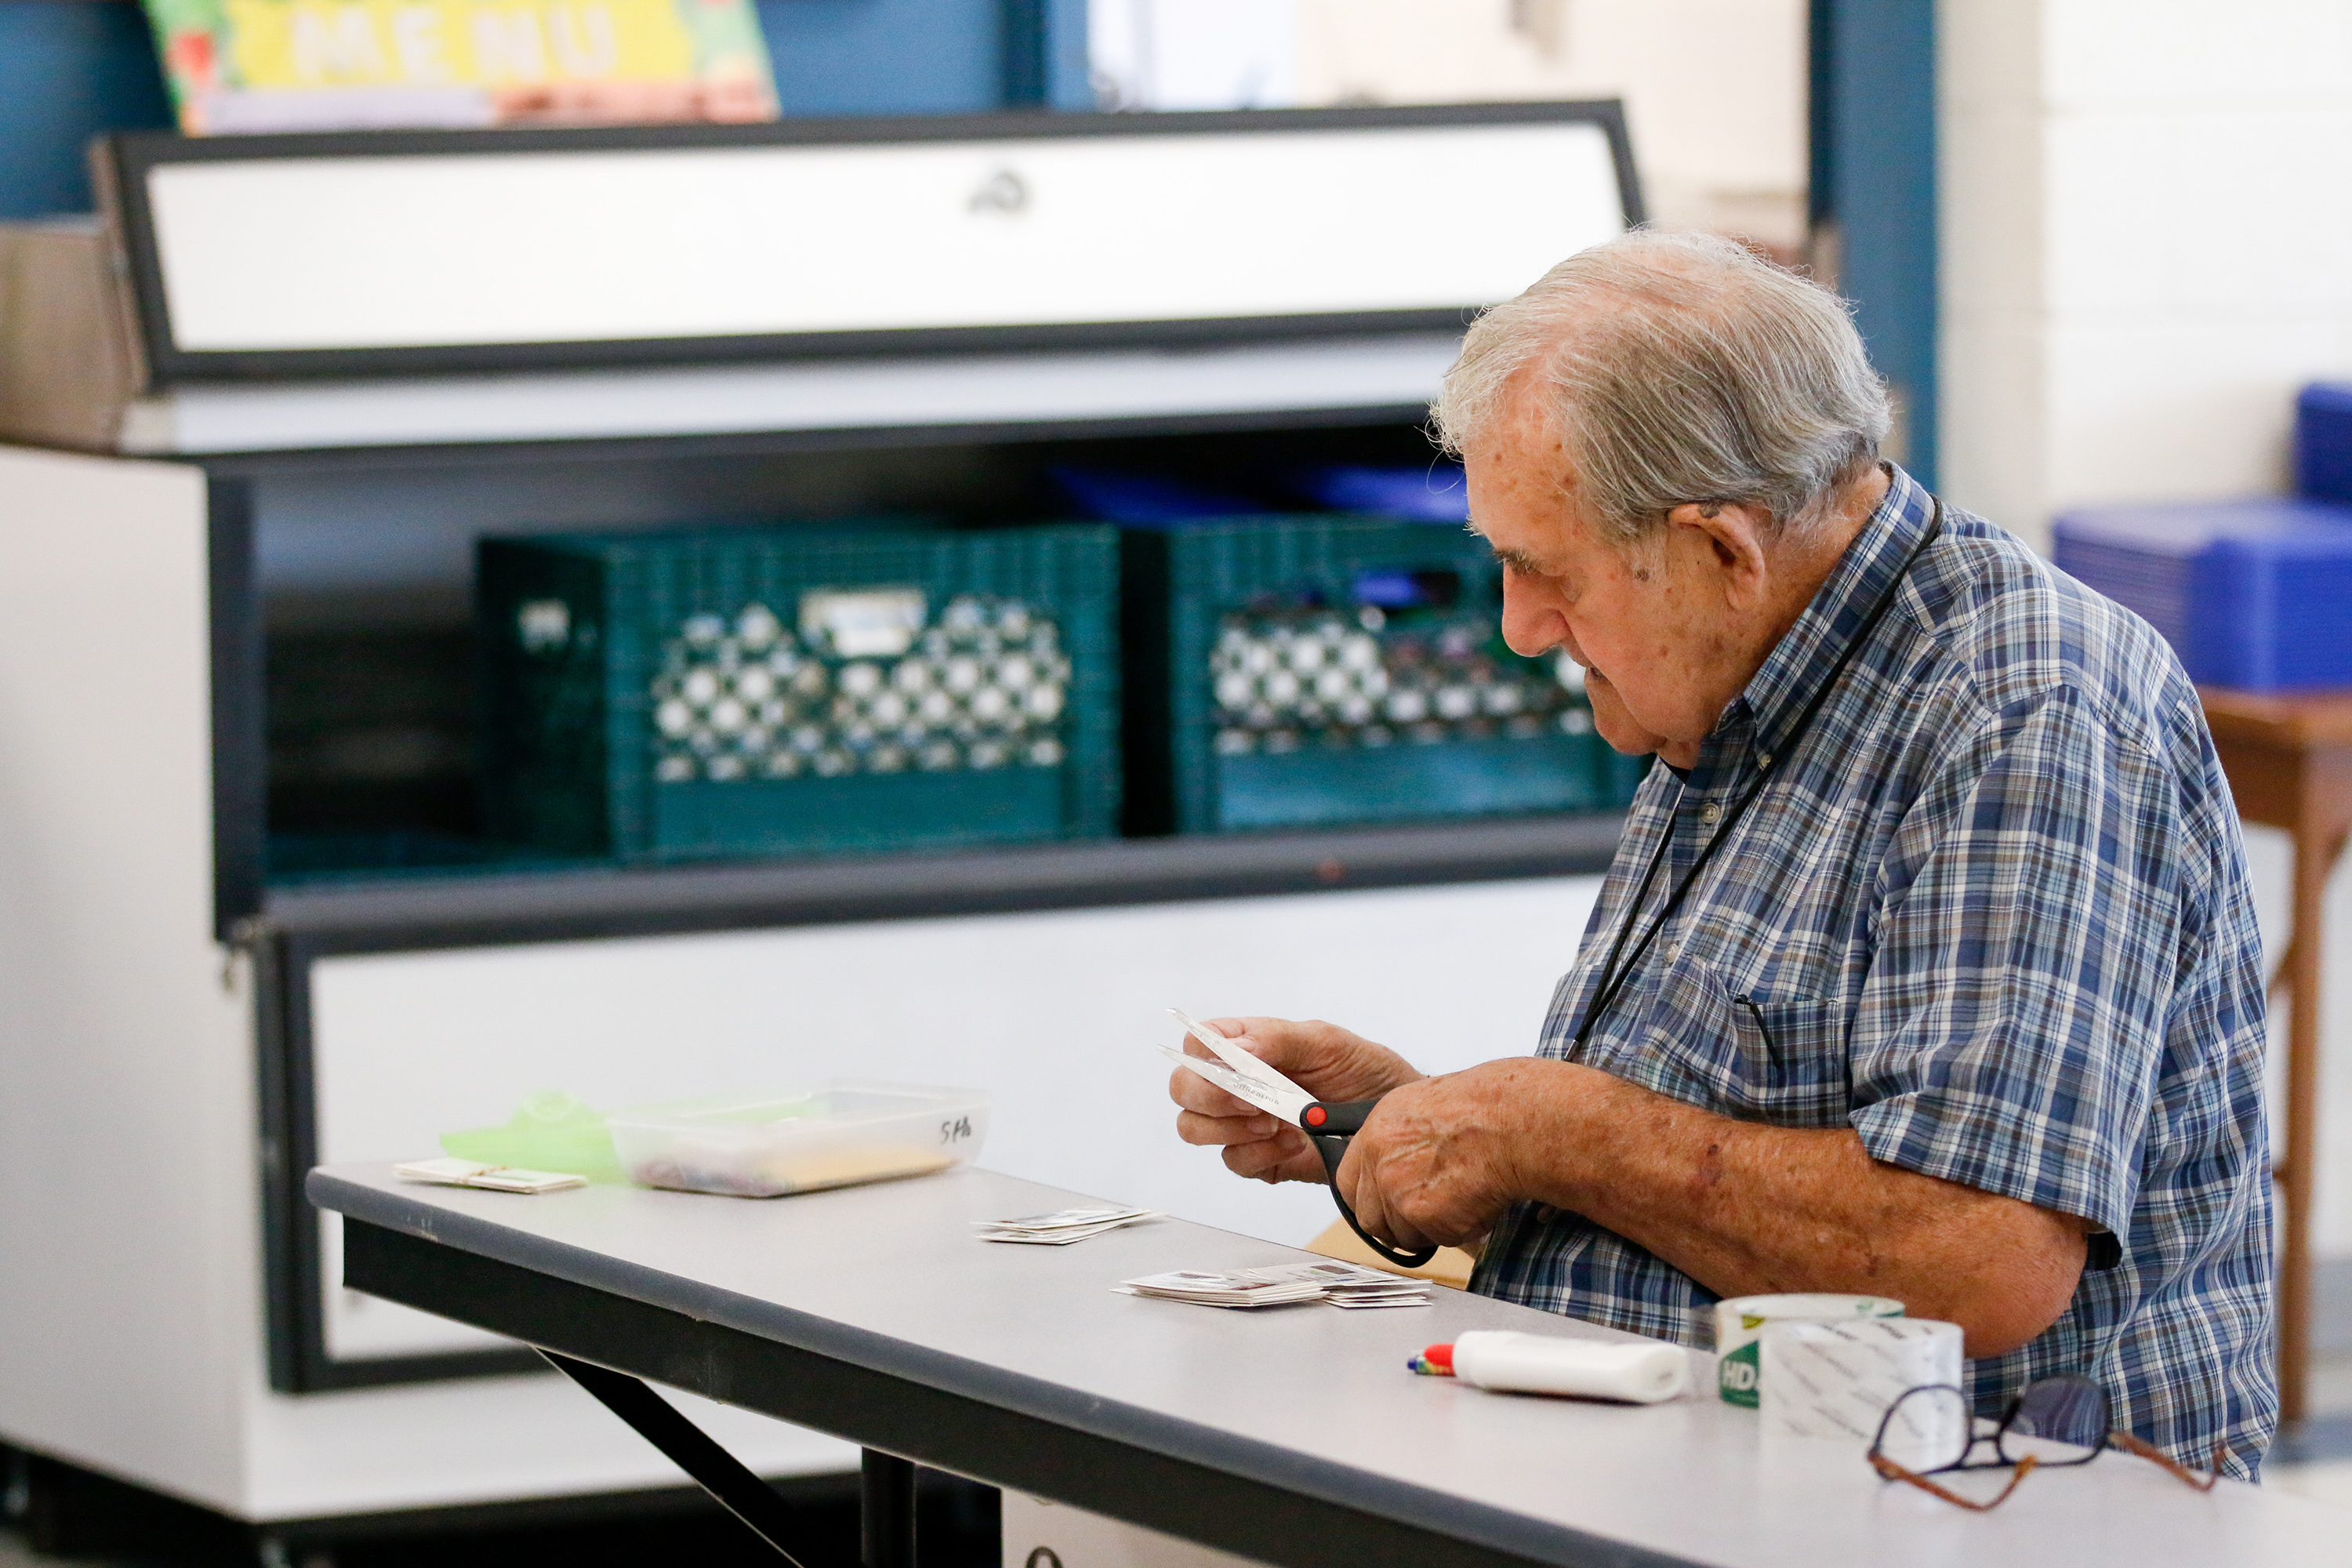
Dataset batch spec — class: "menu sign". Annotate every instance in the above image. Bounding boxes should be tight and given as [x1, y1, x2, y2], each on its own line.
[141, 0, 781, 133]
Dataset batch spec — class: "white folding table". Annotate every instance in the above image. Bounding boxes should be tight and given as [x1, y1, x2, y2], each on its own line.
[306, 1163, 2340, 1568]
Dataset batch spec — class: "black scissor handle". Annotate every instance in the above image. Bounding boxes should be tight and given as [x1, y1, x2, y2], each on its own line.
[1303, 1098, 1437, 1270]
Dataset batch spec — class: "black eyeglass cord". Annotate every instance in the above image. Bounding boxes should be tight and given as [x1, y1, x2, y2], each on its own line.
[1569, 497, 1946, 1050]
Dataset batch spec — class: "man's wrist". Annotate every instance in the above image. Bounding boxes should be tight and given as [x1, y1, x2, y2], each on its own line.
[1492, 1057, 1614, 1211]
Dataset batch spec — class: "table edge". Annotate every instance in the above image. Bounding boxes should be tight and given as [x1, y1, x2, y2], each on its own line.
[307, 1168, 1707, 1568]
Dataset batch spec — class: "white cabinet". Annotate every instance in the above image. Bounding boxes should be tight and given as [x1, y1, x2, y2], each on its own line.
[0, 105, 1636, 1528]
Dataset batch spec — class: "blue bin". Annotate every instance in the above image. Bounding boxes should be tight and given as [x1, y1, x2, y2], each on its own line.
[2295, 383, 2352, 506]
[2052, 498, 2352, 691]
[1289, 463, 1473, 524]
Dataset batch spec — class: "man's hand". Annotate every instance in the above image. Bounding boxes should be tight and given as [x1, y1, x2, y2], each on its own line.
[1331, 1058, 1555, 1252]
[1167, 1016, 1420, 1185]
[1171, 1027, 2089, 1357]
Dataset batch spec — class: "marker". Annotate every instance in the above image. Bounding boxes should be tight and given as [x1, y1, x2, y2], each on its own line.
[1406, 1343, 1456, 1376]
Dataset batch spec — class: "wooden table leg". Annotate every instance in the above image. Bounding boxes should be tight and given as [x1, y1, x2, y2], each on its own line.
[2199, 689, 2352, 1432]
[2279, 827, 2323, 1427]
[2278, 822, 2349, 1428]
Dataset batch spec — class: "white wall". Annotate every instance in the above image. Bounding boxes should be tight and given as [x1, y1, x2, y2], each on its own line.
[1293, 0, 1807, 247]
[1090, 0, 1808, 250]
[1940, 0, 2352, 1265]
[1086, 0, 1296, 110]
[1940, 0, 2352, 548]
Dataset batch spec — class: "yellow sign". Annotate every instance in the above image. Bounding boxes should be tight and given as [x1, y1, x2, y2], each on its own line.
[144, 0, 779, 132]
[226, 0, 695, 88]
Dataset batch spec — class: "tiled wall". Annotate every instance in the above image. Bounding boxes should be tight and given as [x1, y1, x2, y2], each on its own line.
[1943, 0, 2352, 1262]
[1942, 0, 2352, 545]
[1291, 0, 1809, 247]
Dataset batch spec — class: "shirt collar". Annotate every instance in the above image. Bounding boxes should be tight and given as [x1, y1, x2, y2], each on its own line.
[1732, 463, 1934, 758]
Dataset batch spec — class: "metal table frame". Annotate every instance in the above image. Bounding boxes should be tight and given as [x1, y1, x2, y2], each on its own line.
[334, 1215, 1621, 1568]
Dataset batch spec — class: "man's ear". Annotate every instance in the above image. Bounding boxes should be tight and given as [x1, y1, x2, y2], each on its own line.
[1664, 503, 1774, 604]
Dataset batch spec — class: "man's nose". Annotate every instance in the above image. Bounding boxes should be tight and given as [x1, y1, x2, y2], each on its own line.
[1497, 570, 1564, 659]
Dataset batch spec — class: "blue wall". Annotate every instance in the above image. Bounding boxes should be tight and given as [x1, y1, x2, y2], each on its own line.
[1812, 0, 1939, 489]
[761, 0, 1004, 118]
[0, 0, 1091, 220]
[0, 2, 175, 220]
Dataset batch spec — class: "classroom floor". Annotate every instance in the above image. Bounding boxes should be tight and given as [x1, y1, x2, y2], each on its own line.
[2268, 1351, 2352, 1508]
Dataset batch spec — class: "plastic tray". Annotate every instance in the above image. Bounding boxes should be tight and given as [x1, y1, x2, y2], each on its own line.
[608, 1082, 990, 1199]
[2295, 383, 2352, 506]
[2052, 498, 2352, 691]
[477, 521, 1120, 862]
[1121, 513, 1646, 833]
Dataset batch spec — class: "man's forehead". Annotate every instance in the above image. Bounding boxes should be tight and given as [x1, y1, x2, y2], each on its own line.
[1466, 416, 1579, 523]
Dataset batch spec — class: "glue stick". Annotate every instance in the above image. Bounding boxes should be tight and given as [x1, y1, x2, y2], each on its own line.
[1409, 1330, 1687, 1404]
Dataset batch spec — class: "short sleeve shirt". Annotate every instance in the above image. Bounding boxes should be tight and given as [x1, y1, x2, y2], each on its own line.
[1472, 466, 2278, 1476]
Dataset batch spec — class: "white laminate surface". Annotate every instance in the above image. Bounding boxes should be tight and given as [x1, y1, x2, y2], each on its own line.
[122, 332, 1461, 456]
[147, 126, 1619, 352]
[309, 1163, 2339, 1568]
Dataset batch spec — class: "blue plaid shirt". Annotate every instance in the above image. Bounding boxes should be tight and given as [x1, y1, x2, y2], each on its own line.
[1473, 466, 2277, 1475]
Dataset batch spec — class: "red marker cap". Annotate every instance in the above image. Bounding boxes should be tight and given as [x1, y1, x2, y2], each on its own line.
[1421, 1342, 1454, 1373]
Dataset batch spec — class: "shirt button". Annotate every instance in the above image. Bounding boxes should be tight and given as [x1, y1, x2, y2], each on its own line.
[1700, 802, 1722, 825]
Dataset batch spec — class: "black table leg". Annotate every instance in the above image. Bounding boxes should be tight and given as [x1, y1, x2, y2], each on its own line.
[538, 1350, 822, 1566]
[861, 1449, 917, 1568]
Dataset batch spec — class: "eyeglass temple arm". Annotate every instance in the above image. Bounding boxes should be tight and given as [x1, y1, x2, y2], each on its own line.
[2107, 1430, 2227, 1492]
[1869, 1453, 2038, 1512]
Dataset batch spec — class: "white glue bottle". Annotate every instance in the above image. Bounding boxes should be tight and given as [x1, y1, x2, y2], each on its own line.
[1413, 1330, 1688, 1404]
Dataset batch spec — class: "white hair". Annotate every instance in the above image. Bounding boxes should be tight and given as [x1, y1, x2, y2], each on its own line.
[1432, 229, 1893, 542]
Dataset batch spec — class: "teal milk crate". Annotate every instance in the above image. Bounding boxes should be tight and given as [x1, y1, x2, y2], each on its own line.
[1122, 515, 1646, 834]
[478, 524, 1120, 861]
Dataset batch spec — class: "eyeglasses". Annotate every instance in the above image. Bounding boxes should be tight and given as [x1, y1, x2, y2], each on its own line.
[1867, 1374, 2226, 1510]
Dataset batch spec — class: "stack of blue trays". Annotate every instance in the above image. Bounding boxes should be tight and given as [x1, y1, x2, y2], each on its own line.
[2294, 383, 2352, 505]
[2052, 498, 2352, 691]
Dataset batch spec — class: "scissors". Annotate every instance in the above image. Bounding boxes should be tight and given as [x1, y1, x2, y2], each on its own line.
[1157, 1008, 1437, 1270]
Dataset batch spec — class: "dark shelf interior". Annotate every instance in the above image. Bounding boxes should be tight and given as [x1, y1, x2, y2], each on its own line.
[255, 418, 1570, 903]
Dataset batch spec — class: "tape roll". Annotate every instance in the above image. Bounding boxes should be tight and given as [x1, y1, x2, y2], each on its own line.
[1759, 1318, 1965, 1466]
[1713, 1294, 1905, 1406]
[1450, 1330, 1688, 1404]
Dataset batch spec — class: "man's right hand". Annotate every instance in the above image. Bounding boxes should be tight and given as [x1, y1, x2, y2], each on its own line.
[1167, 1016, 1423, 1185]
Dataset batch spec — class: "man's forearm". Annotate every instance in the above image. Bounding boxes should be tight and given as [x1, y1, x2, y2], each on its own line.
[1506, 1062, 2086, 1356]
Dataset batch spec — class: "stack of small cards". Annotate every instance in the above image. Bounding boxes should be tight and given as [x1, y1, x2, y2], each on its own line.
[1116, 1259, 1431, 1309]
[974, 1205, 1160, 1245]
[1319, 1262, 1435, 1310]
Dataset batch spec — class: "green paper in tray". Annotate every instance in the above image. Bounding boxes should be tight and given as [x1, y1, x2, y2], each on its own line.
[441, 1089, 624, 1185]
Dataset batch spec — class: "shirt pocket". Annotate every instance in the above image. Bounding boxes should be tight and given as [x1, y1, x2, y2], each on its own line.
[1724, 993, 1851, 1129]
[1626, 954, 1853, 1130]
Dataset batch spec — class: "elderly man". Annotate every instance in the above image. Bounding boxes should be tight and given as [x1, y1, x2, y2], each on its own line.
[1168, 230, 2275, 1476]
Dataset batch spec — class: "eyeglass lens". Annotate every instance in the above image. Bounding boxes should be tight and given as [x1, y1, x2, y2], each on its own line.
[1873, 1385, 1973, 1473]
[2000, 1375, 2108, 1468]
